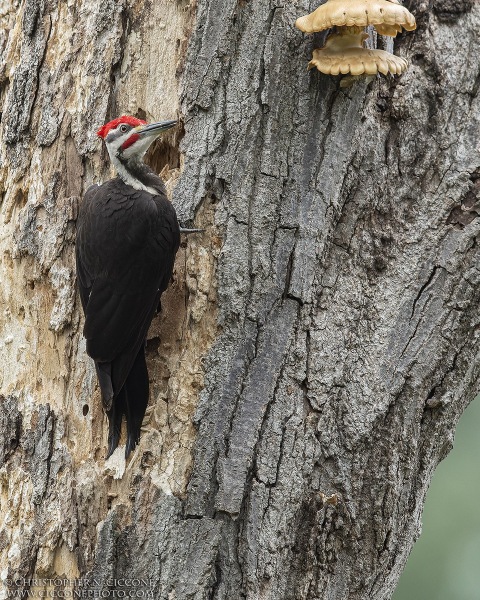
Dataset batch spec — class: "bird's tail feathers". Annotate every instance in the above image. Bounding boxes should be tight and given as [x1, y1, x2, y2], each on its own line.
[105, 387, 126, 459]
[99, 348, 149, 460]
[95, 362, 114, 411]
[124, 348, 149, 459]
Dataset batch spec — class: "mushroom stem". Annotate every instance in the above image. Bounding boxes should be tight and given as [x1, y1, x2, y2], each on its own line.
[340, 25, 366, 35]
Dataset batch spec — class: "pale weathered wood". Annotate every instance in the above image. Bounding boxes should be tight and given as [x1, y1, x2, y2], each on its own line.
[0, 0, 479, 599]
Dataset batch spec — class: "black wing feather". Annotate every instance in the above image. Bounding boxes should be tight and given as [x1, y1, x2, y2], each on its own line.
[76, 178, 179, 405]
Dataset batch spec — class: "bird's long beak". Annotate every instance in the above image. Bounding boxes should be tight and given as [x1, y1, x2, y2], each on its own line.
[137, 120, 177, 137]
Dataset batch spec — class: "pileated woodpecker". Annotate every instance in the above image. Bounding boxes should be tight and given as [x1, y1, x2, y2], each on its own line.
[76, 115, 184, 459]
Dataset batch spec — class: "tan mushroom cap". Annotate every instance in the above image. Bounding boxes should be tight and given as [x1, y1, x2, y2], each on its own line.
[308, 31, 408, 76]
[295, 0, 416, 35]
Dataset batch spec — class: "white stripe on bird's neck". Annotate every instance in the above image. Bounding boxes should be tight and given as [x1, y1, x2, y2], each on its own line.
[108, 149, 158, 195]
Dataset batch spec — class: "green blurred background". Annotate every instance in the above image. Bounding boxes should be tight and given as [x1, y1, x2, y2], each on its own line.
[394, 395, 480, 600]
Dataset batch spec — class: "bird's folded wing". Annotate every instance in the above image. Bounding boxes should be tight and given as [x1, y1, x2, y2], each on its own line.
[75, 181, 177, 367]
[83, 277, 160, 361]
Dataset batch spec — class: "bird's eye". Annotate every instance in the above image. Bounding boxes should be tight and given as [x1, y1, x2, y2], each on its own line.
[120, 124, 128, 133]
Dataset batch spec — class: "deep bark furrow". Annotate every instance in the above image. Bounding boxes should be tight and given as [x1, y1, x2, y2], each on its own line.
[173, 2, 480, 597]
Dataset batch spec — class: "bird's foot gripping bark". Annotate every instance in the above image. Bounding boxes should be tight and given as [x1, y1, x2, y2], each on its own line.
[178, 226, 205, 234]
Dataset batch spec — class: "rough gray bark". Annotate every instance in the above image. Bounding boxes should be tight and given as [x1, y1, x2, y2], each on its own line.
[0, 0, 479, 599]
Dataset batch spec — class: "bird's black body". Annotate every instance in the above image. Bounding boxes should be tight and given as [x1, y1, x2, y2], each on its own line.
[76, 169, 180, 458]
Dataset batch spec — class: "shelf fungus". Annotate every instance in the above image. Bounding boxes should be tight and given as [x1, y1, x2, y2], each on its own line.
[308, 28, 408, 77]
[295, 0, 416, 81]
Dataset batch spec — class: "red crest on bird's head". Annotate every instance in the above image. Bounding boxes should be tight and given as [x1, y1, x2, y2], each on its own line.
[96, 116, 146, 139]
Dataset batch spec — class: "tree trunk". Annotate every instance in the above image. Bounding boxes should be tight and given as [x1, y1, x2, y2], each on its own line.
[1, 0, 479, 598]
